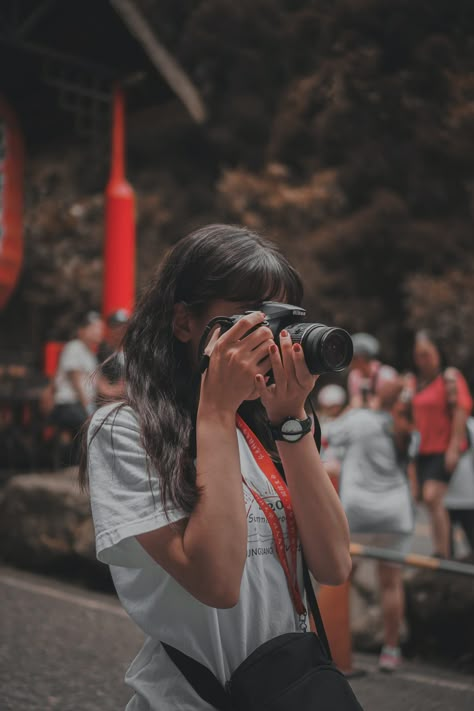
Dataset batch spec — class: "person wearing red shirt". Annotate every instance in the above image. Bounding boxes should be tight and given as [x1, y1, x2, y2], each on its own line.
[412, 330, 473, 558]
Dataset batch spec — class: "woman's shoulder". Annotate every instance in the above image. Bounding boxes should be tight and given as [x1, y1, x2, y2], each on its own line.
[89, 402, 140, 442]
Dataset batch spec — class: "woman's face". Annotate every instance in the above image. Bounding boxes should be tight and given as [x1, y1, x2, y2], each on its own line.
[414, 339, 441, 378]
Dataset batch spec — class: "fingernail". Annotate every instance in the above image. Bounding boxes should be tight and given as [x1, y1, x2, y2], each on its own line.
[293, 343, 302, 353]
[270, 344, 278, 354]
[281, 330, 288, 338]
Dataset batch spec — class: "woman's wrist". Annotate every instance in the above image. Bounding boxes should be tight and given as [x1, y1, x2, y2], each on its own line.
[266, 407, 307, 426]
[197, 396, 236, 428]
[447, 439, 461, 453]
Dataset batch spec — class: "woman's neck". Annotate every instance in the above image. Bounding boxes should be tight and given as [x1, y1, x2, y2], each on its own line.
[418, 369, 441, 388]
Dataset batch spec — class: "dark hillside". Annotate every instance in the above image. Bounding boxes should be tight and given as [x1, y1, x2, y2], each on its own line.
[1, 0, 473, 376]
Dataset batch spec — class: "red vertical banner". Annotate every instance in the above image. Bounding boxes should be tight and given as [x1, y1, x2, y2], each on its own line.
[43, 341, 65, 377]
[103, 86, 135, 320]
[0, 96, 24, 309]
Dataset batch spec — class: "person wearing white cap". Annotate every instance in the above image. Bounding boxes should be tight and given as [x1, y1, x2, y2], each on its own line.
[318, 385, 348, 482]
[348, 332, 383, 409]
[317, 384, 347, 422]
[324, 368, 417, 672]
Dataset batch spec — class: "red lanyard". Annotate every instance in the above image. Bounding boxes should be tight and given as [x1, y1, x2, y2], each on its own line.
[236, 415, 306, 617]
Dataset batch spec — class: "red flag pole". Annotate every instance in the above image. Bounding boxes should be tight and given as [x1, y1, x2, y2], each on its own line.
[103, 85, 135, 320]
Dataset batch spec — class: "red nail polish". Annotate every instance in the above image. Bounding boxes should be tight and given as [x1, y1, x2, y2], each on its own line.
[281, 330, 288, 338]
[270, 344, 278, 354]
[293, 343, 302, 352]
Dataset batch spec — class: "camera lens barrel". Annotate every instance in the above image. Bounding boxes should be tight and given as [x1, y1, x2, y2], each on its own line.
[285, 323, 353, 374]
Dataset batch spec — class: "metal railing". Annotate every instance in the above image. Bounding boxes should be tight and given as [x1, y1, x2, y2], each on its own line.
[350, 543, 474, 577]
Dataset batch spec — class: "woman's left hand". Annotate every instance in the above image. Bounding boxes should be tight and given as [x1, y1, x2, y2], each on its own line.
[445, 445, 460, 474]
[255, 330, 317, 423]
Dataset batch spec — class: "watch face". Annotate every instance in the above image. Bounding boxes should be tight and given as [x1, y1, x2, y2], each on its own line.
[281, 418, 304, 442]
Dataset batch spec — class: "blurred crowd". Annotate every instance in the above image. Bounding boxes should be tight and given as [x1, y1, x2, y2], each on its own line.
[317, 330, 474, 671]
[2, 310, 473, 673]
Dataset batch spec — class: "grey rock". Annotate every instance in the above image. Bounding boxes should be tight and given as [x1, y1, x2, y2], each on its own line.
[0, 468, 96, 569]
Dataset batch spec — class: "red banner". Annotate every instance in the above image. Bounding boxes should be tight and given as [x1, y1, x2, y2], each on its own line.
[0, 96, 24, 309]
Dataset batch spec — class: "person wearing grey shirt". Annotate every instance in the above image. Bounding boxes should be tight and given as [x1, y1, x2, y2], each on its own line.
[51, 311, 103, 462]
[325, 377, 416, 672]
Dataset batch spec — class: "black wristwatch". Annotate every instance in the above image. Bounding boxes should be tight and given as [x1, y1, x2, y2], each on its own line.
[268, 415, 312, 443]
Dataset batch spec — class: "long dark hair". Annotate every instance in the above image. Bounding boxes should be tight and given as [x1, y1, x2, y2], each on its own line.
[414, 329, 448, 374]
[79, 224, 303, 514]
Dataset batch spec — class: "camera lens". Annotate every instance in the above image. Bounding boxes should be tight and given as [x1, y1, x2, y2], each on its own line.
[286, 323, 353, 374]
[320, 329, 352, 371]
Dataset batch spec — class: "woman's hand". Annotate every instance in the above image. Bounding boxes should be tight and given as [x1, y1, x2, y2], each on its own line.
[255, 329, 317, 424]
[199, 312, 274, 415]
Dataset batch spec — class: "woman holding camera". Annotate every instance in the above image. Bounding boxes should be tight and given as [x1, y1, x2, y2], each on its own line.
[80, 225, 351, 711]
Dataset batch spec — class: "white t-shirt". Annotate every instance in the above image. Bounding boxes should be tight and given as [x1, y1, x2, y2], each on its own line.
[444, 417, 474, 509]
[54, 339, 98, 406]
[87, 404, 306, 711]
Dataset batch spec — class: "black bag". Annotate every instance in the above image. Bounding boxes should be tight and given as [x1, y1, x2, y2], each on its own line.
[162, 558, 364, 710]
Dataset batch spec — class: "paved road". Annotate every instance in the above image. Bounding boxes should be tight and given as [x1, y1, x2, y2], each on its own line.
[1, 563, 473, 711]
[1, 564, 134, 710]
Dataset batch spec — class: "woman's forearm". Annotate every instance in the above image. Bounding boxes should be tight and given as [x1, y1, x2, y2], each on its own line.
[182, 402, 248, 601]
[449, 407, 468, 450]
[69, 371, 89, 409]
[277, 432, 352, 586]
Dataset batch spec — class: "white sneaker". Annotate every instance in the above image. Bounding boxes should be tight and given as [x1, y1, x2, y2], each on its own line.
[378, 645, 402, 672]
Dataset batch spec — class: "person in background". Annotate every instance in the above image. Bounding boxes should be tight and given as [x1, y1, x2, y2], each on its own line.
[317, 384, 347, 424]
[324, 370, 416, 672]
[51, 311, 104, 459]
[348, 333, 382, 409]
[444, 414, 474, 555]
[411, 330, 473, 559]
[317, 384, 347, 479]
[96, 308, 129, 403]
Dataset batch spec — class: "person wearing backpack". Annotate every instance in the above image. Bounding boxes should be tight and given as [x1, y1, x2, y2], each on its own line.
[79, 225, 360, 711]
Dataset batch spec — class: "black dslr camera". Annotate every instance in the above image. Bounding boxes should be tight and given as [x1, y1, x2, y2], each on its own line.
[198, 301, 353, 375]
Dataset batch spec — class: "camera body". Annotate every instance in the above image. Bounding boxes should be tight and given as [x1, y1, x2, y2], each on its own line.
[221, 301, 353, 375]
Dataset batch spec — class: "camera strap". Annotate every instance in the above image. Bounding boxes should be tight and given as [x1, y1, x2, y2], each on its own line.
[236, 414, 306, 620]
[197, 316, 234, 373]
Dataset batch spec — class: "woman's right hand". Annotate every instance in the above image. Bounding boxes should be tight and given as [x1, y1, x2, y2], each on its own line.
[199, 311, 274, 414]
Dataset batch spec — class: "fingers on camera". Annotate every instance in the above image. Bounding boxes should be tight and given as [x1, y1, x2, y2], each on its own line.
[224, 311, 266, 342]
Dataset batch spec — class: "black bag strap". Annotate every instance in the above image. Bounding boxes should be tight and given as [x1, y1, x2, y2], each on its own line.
[161, 641, 231, 710]
[309, 396, 322, 453]
[302, 553, 332, 661]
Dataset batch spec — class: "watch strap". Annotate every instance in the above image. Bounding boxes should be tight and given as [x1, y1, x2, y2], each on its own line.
[269, 415, 312, 442]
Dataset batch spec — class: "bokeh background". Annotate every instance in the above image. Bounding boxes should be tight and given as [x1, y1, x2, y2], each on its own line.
[1, 0, 473, 380]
